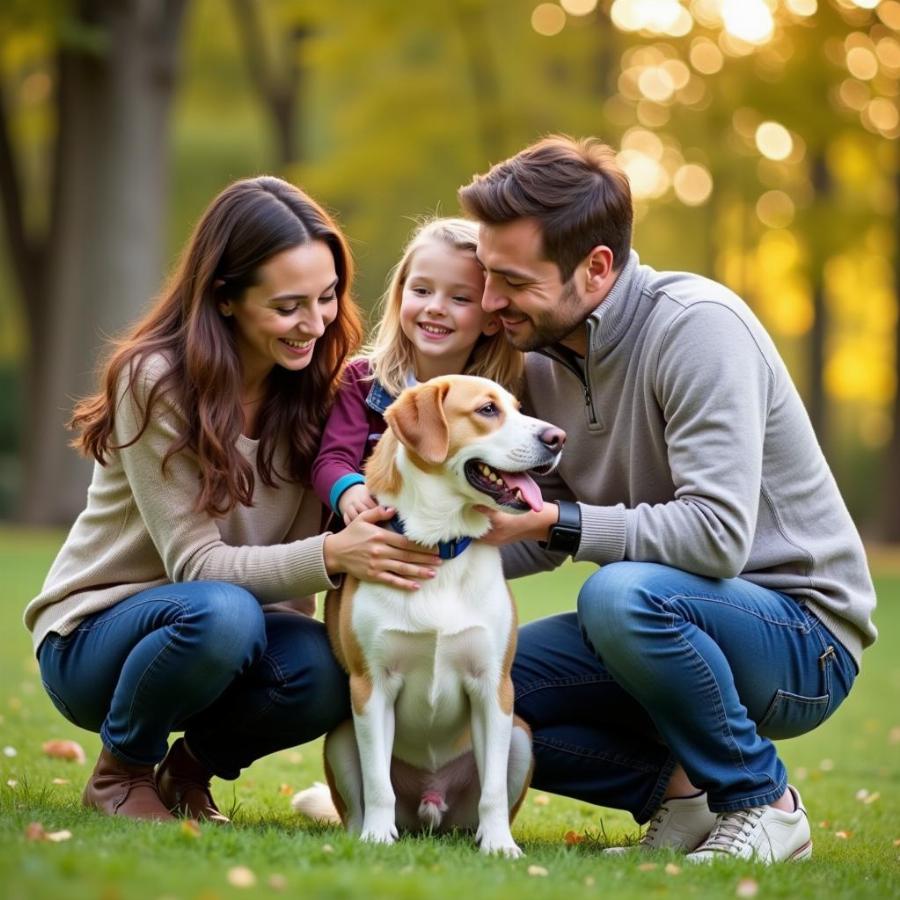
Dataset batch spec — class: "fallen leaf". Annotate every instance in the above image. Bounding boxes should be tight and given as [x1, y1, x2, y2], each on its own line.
[818, 820, 830, 829]
[180, 819, 202, 839]
[864, 792, 881, 805]
[285, 751, 303, 764]
[278, 783, 293, 796]
[3, 746, 17, 758]
[268, 874, 287, 891]
[46, 830, 72, 843]
[638, 862, 658, 872]
[665, 863, 681, 875]
[835, 830, 852, 839]
[892, 838, 900, 847]
[584, 876, 595, 887]
[8, 697, 22, 711]
[42, 739, 86, 764]
[25, 822, 47, 841]
[51, 778, 69, 786]
[795, 767, 808, 781]
[527, 865, 549, 877]
[819, 758, 834, 772]
[564, 830, 583, 845]
[227, 866, 256, 888]
[736, 877, 759, 898]
[888, 726, 900, 745]
[855, 788, 869, 801]
[6, 780, 17, 789]
[322, 843, 334, 854]
[533, 794, 550, 806]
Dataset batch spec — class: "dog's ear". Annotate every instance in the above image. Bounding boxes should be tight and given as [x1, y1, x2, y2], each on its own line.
[387, 380, 451, 465]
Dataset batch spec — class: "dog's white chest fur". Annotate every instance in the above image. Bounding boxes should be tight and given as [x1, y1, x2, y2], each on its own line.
[351, 543, 512, 771]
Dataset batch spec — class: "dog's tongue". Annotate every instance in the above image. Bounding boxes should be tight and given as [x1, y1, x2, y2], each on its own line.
[499, 470, 543, 512]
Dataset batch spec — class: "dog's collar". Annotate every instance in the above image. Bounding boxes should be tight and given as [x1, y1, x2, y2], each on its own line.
[386, 514, 473, 560]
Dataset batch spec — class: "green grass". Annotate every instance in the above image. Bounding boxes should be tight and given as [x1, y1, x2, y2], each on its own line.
[1, 527, 898, 900]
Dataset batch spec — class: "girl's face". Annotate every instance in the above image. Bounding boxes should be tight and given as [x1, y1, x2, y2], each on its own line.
[399, 240, 497, 382]
[222, 241, 339, 388]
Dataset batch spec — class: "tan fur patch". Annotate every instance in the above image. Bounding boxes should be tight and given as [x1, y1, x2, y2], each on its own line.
[350, 673, 373, 716]
[364, 430, 402, 498]
[497, 588, 519, 716]
[386, 380, 451, 464]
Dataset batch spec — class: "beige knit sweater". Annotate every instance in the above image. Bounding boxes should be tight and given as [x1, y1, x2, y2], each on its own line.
[24, 355, 336, 652]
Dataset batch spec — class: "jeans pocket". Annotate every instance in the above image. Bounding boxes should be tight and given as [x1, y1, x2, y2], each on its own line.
[757, 689, 830, 740]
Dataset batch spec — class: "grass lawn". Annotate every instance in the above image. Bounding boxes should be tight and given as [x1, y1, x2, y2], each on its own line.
[1, 527, 898, 899]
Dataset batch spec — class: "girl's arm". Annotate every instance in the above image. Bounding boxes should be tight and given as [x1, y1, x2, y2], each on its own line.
[311, 359, 377, 517]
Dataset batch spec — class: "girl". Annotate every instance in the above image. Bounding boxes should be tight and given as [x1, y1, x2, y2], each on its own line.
[312, 218, 523, 524]
[25, 177, 442, 822]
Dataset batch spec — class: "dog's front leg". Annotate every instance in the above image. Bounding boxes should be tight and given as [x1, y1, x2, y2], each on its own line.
[351, 673, 399, 844]
[468, 671, 522, 858]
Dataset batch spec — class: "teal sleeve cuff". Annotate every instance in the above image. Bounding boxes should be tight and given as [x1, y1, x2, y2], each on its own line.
[329, 473, 367, 514]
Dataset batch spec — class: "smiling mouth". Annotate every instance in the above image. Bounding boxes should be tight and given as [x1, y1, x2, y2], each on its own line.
[418, 323, 453, 337]
[281, 338, 313, 350]
[464, 459, 553, 512]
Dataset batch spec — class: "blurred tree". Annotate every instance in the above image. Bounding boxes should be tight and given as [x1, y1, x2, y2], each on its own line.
[0, 0, 188, 523]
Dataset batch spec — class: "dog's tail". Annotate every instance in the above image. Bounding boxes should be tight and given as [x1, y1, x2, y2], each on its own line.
[291, 782, 342, 824]
[417, 790, 448, 831]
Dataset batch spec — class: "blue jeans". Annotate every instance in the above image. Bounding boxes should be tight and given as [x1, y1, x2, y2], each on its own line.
[511, 562, 857, 823]
[37, 582, 350, 777]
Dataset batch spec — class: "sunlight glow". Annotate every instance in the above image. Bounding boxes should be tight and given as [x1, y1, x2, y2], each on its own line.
[785, 0, 817, 15]
[611, 0, 694, 36]
[846, 46, 879, 80]
[689, 37, 724, 73]
[756, 190, 796, 228]
[617, 149, 670, 199]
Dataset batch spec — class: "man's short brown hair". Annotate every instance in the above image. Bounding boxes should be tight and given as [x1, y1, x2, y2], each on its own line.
[458, 135, 633, 281]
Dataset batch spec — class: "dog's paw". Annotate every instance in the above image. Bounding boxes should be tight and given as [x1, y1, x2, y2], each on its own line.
[361, 810, 399, 845]
[477, 826, 523, 858]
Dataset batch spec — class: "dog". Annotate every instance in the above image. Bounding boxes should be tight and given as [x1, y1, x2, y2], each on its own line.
[295, 375, 565, 857]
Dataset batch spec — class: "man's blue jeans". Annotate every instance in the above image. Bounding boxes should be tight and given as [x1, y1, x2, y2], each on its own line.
[512, 562, 857, 824]
[37, 582, 350, 777]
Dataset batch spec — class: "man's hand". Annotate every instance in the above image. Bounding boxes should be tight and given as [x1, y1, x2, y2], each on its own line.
[476, 502, 560, 546]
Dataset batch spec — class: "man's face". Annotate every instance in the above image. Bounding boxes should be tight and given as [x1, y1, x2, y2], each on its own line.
[476, 218, 590, 353]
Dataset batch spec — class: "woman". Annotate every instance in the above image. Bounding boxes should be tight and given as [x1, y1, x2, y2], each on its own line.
[24, 177, 442, 822]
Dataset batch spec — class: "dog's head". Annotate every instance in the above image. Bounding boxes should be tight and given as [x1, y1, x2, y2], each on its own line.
[375, 375, 565, 515]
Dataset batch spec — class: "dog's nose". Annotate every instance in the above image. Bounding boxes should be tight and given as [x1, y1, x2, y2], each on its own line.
[539, 426, 566, 452]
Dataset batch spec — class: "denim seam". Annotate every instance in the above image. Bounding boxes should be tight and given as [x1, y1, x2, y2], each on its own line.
[663, 592, 808, 631]
[531, 736, 661, 773]
[514, 674, 615, 702]
[115, 598, 188, 765]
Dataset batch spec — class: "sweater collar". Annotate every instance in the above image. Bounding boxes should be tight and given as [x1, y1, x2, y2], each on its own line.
[585, 249, 645, 356]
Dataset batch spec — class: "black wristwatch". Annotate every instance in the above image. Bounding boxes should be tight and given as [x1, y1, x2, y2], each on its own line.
[538, 500, 582, 555]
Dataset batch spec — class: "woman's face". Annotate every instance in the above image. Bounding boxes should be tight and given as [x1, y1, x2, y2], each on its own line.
[223, 241, 339, 386]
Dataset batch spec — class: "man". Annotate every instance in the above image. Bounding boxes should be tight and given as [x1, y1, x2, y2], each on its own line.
[458, 136, 876, 863]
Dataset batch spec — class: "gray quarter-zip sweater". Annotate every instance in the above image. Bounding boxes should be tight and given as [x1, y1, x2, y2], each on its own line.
[502, 251, 876, 669]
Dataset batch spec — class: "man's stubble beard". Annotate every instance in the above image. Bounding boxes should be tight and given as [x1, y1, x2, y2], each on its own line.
[507, 279, 588, 352]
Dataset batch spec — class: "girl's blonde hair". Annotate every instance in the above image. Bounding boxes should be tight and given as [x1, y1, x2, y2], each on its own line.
[367, 217, 523, 396]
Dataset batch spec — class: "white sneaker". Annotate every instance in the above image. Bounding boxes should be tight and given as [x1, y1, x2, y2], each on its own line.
[604, 792, 717, 854]
[685, 786, 812, 864]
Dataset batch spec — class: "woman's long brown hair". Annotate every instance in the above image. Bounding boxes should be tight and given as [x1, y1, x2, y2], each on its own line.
[70, 176, 363, 517]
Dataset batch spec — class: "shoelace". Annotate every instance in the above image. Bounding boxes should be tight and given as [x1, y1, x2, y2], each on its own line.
[639, 807, 668, 845]
[697, 807, 766, 855]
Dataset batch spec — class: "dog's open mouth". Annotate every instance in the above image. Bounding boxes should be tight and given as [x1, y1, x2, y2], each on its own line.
[464, 459, 553, 512]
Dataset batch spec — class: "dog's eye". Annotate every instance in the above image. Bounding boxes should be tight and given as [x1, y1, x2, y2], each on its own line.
[477, 402, 499, 417]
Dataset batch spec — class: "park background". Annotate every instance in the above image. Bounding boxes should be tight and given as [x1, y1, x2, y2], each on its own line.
[1, 1, 899, 899]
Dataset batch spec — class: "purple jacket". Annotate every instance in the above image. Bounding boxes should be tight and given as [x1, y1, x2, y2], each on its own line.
[312, 358, 395, 514]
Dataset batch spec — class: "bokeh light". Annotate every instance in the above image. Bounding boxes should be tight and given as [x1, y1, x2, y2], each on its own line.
[756, 190, 796, 228]
[846, 46, 879, 80]
[673, 163, 713, 205]
[611, 0, 694, 37]
[532, 3, 567, 36]
[785, 0, 817, 15]
[721, 0, 774, 45]
[689, 37, 724, 74]
[560, 0, 599, 14]
[755, 121, 793, 160]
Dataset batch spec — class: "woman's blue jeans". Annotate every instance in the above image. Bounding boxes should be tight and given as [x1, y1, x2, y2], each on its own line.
[37, 582, 350, 778]
[511, 562, 857, 824]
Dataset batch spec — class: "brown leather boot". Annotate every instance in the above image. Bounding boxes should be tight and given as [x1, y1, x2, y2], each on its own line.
[82, 747, 174, 821]
[156, 738, 230, 824]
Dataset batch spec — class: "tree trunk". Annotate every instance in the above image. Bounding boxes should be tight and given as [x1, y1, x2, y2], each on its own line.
[19, 0, 188, 525]
[808, 152, 830, 455]
[881, 160, 900, 542]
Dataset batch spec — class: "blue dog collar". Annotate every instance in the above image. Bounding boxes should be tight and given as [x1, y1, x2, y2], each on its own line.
[387, 514, 473, 560]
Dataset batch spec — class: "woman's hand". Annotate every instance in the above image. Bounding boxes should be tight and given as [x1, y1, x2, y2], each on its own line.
[323, 505, 442, 590]
[338, 483, 379, 525]
[476, 503, 559, 546]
